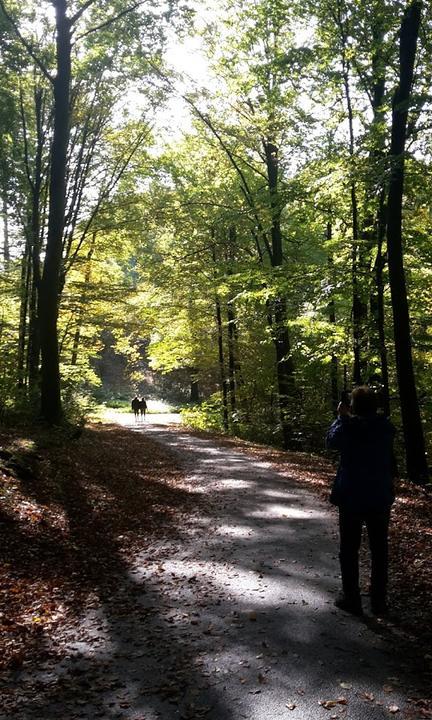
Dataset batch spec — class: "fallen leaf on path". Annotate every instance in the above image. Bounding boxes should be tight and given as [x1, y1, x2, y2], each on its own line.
[319, 698, 348, 709]
[360, 692, 375, 702]
[388, 706, 400, 714]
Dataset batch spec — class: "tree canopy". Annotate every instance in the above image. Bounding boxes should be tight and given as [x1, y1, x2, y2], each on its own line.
[1, 0, 431, 482]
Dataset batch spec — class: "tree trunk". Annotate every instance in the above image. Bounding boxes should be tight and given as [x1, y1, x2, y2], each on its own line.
[370, 191, 390, 416]
[327, 225, 339, 416]
[273, 296, 295, 447]
[336, 0, 367, 385]
[17, 239, 31, 389]
[264, 139, 295, 448]
[226, 226, 238, 416]
[27, 88, 44, 397]
[190, 375, 200, 404]
[2, 194, 10, 267]
[350, 184, 366, 385]
[38, 0, 71, 423]
[215, 296, 229, 431]
[364, 15, 389, 407]
[212, 234, 229, 430]
[386, 1, 428, 483]
[227, 300, 236, 416]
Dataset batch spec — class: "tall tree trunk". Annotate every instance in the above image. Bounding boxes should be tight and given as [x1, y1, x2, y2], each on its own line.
[264, 139, 295, 448]
[231, 303, 244, 388]
[38, 0, 71, 423]
[386, 1, 428, 483]
[17, 239, 31, 389]
[336, 0, 367, 384]
[327, 225, 339, 416]
[27, 88, 44, 397]
[350, 186, 366, 385]
[190, 374, 200, 403]
[2, 194, 10, 267]
[365, 15, 389, 407]
[370, 191, 390, 416]
[226, 226, 239, 415]
[212, 234, 229, 430]
[273, 296, 295, 447]
[215, 296, 229, 431]
[226, 300, 236, 416]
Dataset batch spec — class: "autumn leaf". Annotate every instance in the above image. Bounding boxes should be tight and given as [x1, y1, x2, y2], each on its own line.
[319, 698, 348, 709]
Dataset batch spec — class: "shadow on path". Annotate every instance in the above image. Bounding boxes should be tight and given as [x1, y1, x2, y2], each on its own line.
[3, 419, 428, 720]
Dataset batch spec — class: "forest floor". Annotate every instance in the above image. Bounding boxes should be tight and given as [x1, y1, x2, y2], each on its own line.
[0, 414, 431, 720]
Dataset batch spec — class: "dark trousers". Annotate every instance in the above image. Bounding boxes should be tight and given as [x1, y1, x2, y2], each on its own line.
[338, 508, 390, 603]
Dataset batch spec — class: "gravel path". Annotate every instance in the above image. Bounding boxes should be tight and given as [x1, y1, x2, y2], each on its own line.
[8, 416, 425, 720]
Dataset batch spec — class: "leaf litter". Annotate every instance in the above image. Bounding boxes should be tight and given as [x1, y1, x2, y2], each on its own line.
[1, 422, 432, 718]
[0, 422, 206, 714]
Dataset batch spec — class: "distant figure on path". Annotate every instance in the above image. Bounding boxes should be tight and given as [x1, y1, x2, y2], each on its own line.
[131, 395, 140, 419]
[139, 397, 147, 420]
[326, 385, 397, 616]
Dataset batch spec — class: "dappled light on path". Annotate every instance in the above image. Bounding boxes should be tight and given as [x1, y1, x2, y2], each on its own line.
[3, 417, 426, 720]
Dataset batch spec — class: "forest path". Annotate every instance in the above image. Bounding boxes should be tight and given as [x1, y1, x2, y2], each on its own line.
[10, 416, 424, 720]
[104, 414, 420, 720]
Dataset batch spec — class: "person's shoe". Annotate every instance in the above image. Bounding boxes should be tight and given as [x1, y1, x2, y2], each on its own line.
[371, 599, 389, 616]
[334, 594, 363, 616]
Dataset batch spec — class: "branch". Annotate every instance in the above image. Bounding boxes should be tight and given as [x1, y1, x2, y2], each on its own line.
[70, 0, 98, 26]
[351, 57, 374, 107]
[74, 1, 146, 40]
[229, 147, 268, 180]
[185, 98, 273, 261]
[63, 117, 104, 260]
[64, 73, 107, 242]
[0, 0, 54, 84]
[64, 128, 150, 273]
[142, 59, 273, 262]
[19, 84, 34, 193]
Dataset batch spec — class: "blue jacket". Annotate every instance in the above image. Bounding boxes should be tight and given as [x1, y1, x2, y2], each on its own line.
[326, 414, 396, 512]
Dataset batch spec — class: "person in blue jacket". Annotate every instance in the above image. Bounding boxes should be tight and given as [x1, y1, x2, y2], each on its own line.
[326, 385, 397, 616]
